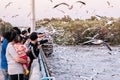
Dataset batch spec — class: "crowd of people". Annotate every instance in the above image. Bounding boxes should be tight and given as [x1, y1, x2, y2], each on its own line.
[1, 27, 50, 80]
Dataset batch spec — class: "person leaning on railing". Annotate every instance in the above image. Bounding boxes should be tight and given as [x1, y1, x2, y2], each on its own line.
[25, 32, 50, 80]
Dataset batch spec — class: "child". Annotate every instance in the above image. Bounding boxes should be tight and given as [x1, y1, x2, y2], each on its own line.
[14, 35, 30, 75]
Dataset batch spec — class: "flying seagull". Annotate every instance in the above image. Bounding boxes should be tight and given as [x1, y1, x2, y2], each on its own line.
[11, 14, 19, 18]
[27, 12, 31, 17]
[53, 2, 73, 10]
[76, 0, 86, 5]
[50, 0, 53, 2]
[83, 34, 112, 51]
[5, 2, 13, 8]
[56, 9, 65, 14]
[107, 1, 113, 7]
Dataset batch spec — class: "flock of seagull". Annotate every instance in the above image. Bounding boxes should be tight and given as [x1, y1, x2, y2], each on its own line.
[2, 0, 114, 18]
[2, 0, 114, 50]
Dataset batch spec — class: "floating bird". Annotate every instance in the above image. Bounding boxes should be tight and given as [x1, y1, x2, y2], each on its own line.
[5, 2, 13, 8]
[53, 2, 73, 10]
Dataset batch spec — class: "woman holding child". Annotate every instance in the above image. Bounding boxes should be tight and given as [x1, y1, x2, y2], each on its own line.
[6, 31, 28, 80]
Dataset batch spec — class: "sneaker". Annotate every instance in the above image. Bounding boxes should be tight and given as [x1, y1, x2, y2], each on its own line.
[25, 69, 29, 75]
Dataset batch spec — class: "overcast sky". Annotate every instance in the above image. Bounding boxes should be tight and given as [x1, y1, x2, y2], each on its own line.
[0, 0, 120, 27]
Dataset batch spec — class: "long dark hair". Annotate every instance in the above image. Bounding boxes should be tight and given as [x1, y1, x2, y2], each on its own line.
[8, 31, 17, 42]
[14, 35, 23, 43]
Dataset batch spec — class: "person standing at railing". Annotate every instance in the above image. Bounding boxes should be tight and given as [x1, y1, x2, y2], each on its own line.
[28, 32, 49, 69]
[24, 32, 49, 80]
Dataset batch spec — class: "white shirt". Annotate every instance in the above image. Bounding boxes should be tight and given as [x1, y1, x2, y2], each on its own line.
[6, 43, 24, 75]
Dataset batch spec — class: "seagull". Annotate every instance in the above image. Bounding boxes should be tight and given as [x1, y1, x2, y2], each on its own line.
[56, 9, 65, 14]
[81, 27, 96, 35]
[11, 14, 19, 18]
[76, 0, 86, 5]
[75, 0, 86, 8]
[107, 1, 113, 7]
[53, 0, 86, 11]
[83, 34, 112, 51]
[95, 15, 104, 19]
[3, 16, 5, 18]
[27, 12, 31, 17]
[107, 1, 110, 6]
[18, 8, 21, 9]
[95, 15, 108, 21]
[53, 2, 73, 10]
[50, 26, 56, 34]
[50, 0, 53, 2]
[83, 39, 112, 51]
[86, 10, 89, 14]
[5, 2, 13, 8]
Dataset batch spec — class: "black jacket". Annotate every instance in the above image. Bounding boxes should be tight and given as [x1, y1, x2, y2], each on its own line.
[27, 39, 48, 69]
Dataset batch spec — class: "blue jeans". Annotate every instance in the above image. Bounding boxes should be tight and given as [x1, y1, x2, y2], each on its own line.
[1, 69, 10, 80]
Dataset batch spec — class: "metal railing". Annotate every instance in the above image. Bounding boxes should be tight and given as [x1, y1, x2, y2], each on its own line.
[38, 48, 55, 80]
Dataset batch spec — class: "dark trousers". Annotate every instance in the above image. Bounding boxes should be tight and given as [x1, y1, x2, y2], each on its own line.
[10, 74, 24, 80]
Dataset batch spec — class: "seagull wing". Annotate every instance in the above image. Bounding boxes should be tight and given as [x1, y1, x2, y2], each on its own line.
[95, 15, 103, 18]
[27, 12, 31, 17]
[5, 2, 12, 8]
[56, 9, 65, 14]
[50, 0, 53, 2]
[91, 39, 103, 45]
[76, 1, 86, 5]
[53, 2, 70, 8]
[12, 14, 19, 18]
[82, 40, 94, 45]
[103, 41, 112, 51]
[107, 1, 110, 6]
[92, 33, 99, 39]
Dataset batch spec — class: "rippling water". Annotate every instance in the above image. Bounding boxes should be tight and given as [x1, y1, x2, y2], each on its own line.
[0, 45, 120, 80]
[47, 45, 120, 80]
